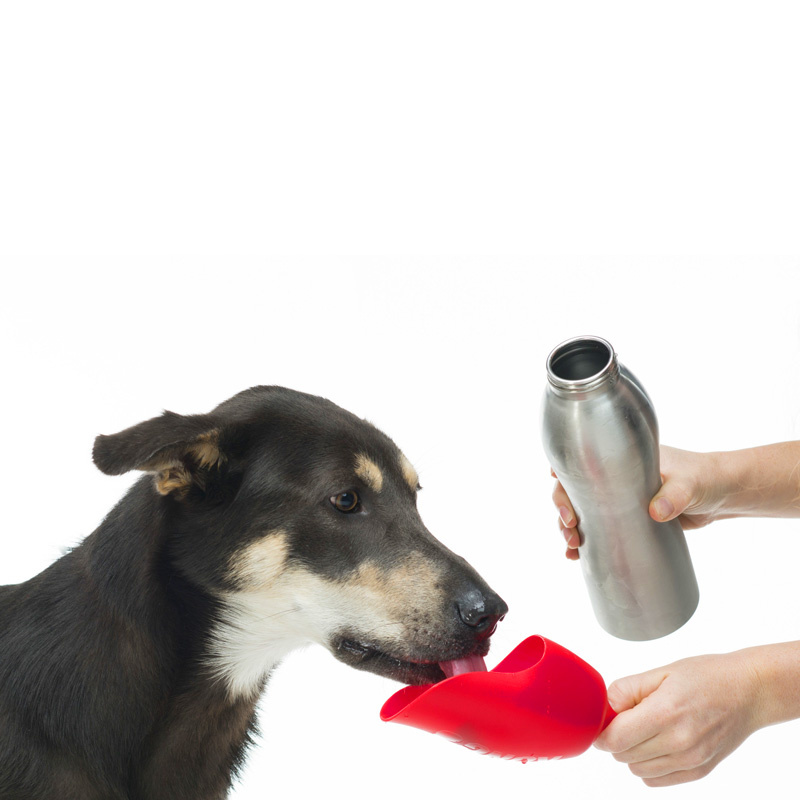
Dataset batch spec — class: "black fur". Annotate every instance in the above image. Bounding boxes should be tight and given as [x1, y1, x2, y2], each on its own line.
[0, 387, 506, 799]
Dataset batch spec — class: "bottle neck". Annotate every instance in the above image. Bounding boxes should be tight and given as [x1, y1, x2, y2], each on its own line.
[546, 335, 619, 394]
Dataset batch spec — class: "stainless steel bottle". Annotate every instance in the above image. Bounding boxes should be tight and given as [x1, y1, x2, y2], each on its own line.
[542, 335, 699, 641]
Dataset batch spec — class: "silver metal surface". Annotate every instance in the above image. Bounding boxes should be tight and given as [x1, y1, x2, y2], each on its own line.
[542, 335, 699, 641]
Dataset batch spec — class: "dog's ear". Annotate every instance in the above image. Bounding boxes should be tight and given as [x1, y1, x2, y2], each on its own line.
[93, 410, 227, 497]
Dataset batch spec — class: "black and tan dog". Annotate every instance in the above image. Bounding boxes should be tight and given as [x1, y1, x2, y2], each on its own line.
[0, 386, 506, 799]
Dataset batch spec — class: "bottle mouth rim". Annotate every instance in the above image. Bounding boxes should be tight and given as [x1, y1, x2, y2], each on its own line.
[546, 335, 617, 391]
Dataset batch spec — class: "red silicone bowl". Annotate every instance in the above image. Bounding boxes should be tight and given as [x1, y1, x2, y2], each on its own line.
[380, 635, 616, 763]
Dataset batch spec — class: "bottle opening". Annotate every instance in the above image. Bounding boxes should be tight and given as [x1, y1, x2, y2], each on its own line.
[547, 336, 616, 389]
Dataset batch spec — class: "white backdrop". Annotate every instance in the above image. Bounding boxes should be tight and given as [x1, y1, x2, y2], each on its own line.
[1, 262, 798, 800]
[2, 0, 800, 797]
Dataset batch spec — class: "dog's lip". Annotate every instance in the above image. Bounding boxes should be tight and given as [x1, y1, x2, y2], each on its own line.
[338, 638, 445, 668]
[336, 637, 489, 683]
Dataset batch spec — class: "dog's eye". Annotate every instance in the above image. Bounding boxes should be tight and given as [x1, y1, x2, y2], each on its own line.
[331, 491, 361, 513]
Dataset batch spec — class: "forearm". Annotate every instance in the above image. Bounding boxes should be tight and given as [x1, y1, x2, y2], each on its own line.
[743, 641, 800, 729]
[712, 442, 800, 518]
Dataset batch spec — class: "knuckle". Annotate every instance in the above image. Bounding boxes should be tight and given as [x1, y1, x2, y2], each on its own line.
[669, 726, 696, 755]
[691, 741, 713, 766]
[604, 679, 629, 711]
[685, 740, 716, 770]
[694, 762, 715, 780]
[673, 737, 691, 756]
[599, 730, 625, 754]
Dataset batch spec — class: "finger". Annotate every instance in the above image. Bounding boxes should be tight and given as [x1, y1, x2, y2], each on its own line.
[631, 756, 717, 787]
[596, 715, 661, 756]
[560, 519, 581, 548]
[552, 472, 579, 559]
[595, 672, 670, 753]
[649, 478, 696, 522]
[608, 731, 667, 765]
[641, 762, 716, 788]
[650, 494, 677, 522]
[552, 482, 577, 528]
[628, 758, 679, 782]
[607, 669, 669, 714]
[559, 518, 581, 561]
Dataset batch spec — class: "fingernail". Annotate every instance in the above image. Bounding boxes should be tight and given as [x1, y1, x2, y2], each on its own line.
[653, 496, 674, 520]
[565, 531, 580, 549]
[559, 506, 573, 525]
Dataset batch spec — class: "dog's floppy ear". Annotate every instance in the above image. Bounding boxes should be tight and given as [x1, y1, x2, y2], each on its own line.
[93, 410, 227, 497]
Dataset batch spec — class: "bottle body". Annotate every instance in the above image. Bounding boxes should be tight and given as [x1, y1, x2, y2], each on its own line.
[542, 335, 699, 641]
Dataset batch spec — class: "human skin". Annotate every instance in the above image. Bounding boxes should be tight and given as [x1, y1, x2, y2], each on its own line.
[551, 443, 800, 786]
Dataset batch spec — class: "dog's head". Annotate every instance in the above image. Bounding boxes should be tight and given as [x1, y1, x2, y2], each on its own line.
[93, 387, 506, 698]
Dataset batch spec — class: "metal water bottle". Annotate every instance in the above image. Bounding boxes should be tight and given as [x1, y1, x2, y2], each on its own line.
[542, 335, 699, 641]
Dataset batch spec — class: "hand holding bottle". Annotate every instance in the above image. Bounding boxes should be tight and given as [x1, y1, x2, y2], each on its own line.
[551, 440, 800, 785]
[554, 443, 800, 560]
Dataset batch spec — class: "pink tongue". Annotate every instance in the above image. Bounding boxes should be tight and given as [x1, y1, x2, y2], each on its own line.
[439, 654, 488, 679]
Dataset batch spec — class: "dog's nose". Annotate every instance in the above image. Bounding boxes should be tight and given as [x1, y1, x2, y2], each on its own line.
[456, 589, 508, 634]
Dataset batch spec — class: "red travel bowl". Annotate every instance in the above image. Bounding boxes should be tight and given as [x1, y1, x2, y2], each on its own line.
[380, 635, 616, 763]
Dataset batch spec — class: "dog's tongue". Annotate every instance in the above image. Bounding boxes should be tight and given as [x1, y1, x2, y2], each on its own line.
[439, 654, 488, 679]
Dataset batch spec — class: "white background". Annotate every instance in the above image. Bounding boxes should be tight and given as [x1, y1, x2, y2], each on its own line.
[2, 2, 800, 799]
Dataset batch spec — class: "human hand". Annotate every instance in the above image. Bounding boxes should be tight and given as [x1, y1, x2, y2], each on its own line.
[552, 446, 729, 560]
[593, 651, 764, 786]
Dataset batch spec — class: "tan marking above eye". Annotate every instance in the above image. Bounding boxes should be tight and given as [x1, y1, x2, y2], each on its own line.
[399, 453, 420, 491]
[354, 453, 384, 492]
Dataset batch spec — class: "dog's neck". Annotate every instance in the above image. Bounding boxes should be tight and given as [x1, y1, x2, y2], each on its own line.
[208, 588, 310, 701]
[80, 479, 269, 795]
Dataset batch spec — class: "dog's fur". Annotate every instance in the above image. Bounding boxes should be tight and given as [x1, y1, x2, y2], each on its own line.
[0, 387, 506, 799]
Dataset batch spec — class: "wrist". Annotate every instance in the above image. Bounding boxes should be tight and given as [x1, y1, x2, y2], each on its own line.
[678, 450, 740, 522]
[739, 642, 800, 730]
[710, 443, 800, 519]
[704, 450, 745, 519]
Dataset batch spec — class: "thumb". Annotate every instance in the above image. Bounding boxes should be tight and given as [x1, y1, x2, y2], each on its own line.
[649, 476, 695, 522]
[606, 668, 668, 713]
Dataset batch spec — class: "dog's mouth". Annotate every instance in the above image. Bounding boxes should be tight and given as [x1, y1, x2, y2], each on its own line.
[333, 637, 491, 685]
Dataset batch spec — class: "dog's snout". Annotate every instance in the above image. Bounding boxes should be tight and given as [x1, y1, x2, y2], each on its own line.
[456, 589, 508, 634]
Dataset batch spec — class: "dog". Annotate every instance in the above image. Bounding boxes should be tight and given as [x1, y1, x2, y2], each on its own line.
[0, 386, 506, 799]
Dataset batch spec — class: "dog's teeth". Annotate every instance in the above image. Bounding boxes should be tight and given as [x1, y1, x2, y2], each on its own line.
[439, 655, 487, 679]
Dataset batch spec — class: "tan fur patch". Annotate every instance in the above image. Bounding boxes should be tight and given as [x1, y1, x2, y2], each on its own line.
[228, 531, 290, 590]
[355, 453, 384, 492]
[155, 464, 192, 496]
[151, 430, 225, 496]
[189, 430, 225, 469]
[210, 550, 448, 699]
[399, 453, 420, 491]
[350, 553, 442, 616]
